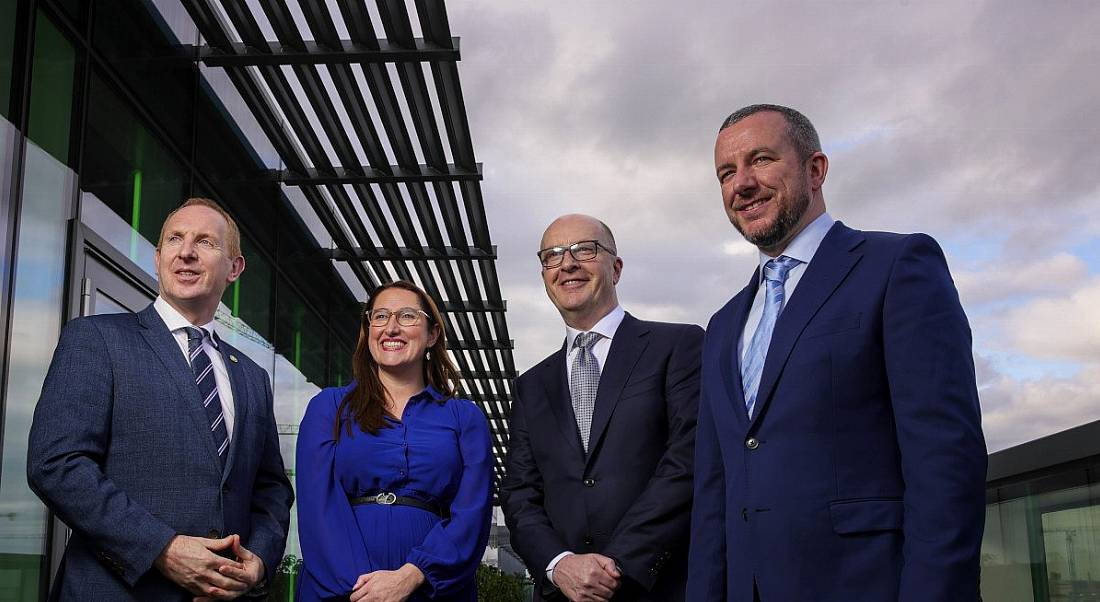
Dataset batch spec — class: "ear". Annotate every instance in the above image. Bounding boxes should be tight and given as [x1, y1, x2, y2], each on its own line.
[427, 322, 441, 348]
[226, 256, 246, 283]
[612, 256, 623, 285]
[807, 151, 828, 190]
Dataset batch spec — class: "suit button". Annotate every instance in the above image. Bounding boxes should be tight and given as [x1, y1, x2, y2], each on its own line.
[583, 478, 595, 487]
[741, 508, 749, 522]
[208, 529, 220, 538]
[584, 536, 594, 546]
[745, 437, 759, 450]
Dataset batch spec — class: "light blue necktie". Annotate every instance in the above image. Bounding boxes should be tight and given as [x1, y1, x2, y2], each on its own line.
[741, 255, 800, 418]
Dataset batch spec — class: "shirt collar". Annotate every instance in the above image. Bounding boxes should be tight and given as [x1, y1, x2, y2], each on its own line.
[418, 384, 445, 402]
[153, 296, 219, 348]
[756, 212, 835, 279]
[565, 304, 625, 351]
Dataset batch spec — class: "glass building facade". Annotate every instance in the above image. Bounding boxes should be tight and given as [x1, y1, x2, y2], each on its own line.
[0, 1, 362, 599]
[982, 421, 1100, 601]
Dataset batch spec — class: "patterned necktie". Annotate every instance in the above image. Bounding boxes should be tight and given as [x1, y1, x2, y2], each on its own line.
[570, 331, 602, 453]
[741, 255, 801, 418]
[185, 327, 229, 465]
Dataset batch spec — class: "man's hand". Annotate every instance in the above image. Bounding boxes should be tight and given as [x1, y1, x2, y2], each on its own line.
[350, 563, 425, 602]
[553, 553, 621, 601]
[192, 535, 266, 601]
[155, 534, 247, 599]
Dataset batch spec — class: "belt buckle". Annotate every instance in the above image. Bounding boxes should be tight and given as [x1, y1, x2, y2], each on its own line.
[375, 492, 397, 505]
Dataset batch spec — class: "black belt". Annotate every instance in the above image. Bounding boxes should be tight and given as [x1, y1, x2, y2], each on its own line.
[350, 492, 448, 518]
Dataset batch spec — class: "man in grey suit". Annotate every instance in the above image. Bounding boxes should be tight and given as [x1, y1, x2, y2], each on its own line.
[28, 198, 294, 600]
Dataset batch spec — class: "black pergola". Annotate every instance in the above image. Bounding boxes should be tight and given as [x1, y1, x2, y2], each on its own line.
[179, 0, 514, 492]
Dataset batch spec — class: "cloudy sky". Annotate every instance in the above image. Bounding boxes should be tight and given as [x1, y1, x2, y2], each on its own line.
[442, 0, 1100, 453]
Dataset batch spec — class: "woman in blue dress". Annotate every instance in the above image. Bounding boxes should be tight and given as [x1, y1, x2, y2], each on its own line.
[296, 280, 493, 601]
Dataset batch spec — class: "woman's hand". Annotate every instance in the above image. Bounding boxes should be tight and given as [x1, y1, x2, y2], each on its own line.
[350, 564, 426, 602]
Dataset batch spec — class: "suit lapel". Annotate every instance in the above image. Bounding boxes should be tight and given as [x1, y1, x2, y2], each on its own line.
[539, 348, 586, 459]
[585, 314, 648, 462]
[750, 222, 864, 427]
[719, 270, 760, 425]
[137, 305, 222, 467]
[216, 336, 250, 480]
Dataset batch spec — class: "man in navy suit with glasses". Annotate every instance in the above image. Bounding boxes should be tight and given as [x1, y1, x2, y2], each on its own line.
[501, 214, 704, 601]
[686, 105, 987, 601]
[29, 198, 293, 600]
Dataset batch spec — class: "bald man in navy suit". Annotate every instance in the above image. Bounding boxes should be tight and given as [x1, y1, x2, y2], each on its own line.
[501, 214, 703, 601]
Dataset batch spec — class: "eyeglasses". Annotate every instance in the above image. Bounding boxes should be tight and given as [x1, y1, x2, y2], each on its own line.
[536, 240, 616, 269]
[367, 307, 430, 328]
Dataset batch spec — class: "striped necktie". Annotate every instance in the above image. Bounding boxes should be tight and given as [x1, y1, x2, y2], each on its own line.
[741, 255, 800, 418]
[185, 327, 229, 465]
[570, 331, 602, 453]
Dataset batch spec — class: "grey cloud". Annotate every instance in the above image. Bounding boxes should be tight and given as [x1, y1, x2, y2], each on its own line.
[444, 0, 1100, 447]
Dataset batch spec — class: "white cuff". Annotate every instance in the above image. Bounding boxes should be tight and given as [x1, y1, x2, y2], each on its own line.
[545, 551, 575, 587]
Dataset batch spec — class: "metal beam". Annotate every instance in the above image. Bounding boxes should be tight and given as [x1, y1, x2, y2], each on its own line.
[193, 37, 460, 66]
[320, 245, 497, 261]
[462, 370, 519, 380]
[282, 163, 482, 186]
[442, 300, 507, 313]
[449, 340, 514, 351]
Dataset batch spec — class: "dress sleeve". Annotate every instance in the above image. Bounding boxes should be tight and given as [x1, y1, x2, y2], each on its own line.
[296, 388, 374, 597]
[406, 400, 493, 597]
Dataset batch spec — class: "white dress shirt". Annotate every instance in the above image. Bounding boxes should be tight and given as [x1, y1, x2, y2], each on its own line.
[565, 304, 626, 387]
[154, 296, 235, 439]
[547, 304, 627, 585]
[738, 212, 836, 363]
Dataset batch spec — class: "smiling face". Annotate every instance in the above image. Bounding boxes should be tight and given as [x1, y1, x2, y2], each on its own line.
[715, 111, 828, 256]
[367, 287, 440, 375]
[539, 214, 623, 330]
[154, 204, 244, 324]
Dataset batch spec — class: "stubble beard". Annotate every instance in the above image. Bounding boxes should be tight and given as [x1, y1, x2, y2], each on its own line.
[732, 187, 811, 251]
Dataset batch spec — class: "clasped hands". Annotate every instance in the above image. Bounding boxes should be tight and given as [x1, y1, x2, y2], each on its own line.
[350, 563, 426, 602]
[154, 533, 264, 601]
[554, 553, 622, 602]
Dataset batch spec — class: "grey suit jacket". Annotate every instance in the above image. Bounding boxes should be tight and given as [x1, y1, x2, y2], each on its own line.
[27, 304, 294, 600]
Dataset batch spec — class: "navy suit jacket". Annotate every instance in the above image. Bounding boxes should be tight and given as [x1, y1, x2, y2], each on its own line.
[500, 314, 703, 601]
[687, 222, 987, 601]
[28, 304, 294, 601]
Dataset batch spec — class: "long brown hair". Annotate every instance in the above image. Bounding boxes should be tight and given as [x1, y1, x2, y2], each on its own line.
[334, 280, 461, 439]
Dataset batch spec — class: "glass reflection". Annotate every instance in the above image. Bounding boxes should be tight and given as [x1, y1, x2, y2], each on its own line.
[0, 141, 76, 601]
[982, 482, 1100, 601]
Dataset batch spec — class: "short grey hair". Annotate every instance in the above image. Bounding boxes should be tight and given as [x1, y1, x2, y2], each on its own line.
[719, 104, 821, 159]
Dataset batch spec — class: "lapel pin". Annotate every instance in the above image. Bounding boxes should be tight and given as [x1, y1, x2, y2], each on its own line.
[229, 354, 239, 363]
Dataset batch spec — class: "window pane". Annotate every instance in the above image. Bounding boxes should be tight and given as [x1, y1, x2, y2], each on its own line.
[983, 482, 1100, 601]
[92, 0, 195, 156]
[26, 10, 76, 165]
[0, 0, 16, 119]
[81, 70, 187, 261]
[222, 236, 273, 342]
[1040, 488, 1100, 600]
[0, 140, 76, 602]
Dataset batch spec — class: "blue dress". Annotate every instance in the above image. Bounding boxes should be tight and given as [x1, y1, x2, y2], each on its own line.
[296, 384, 493, 601]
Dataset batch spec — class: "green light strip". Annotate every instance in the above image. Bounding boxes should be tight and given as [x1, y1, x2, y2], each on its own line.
[232, 280, 240, 317]
[129, 169, 143, 260]
[294, 331, 301, 368]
